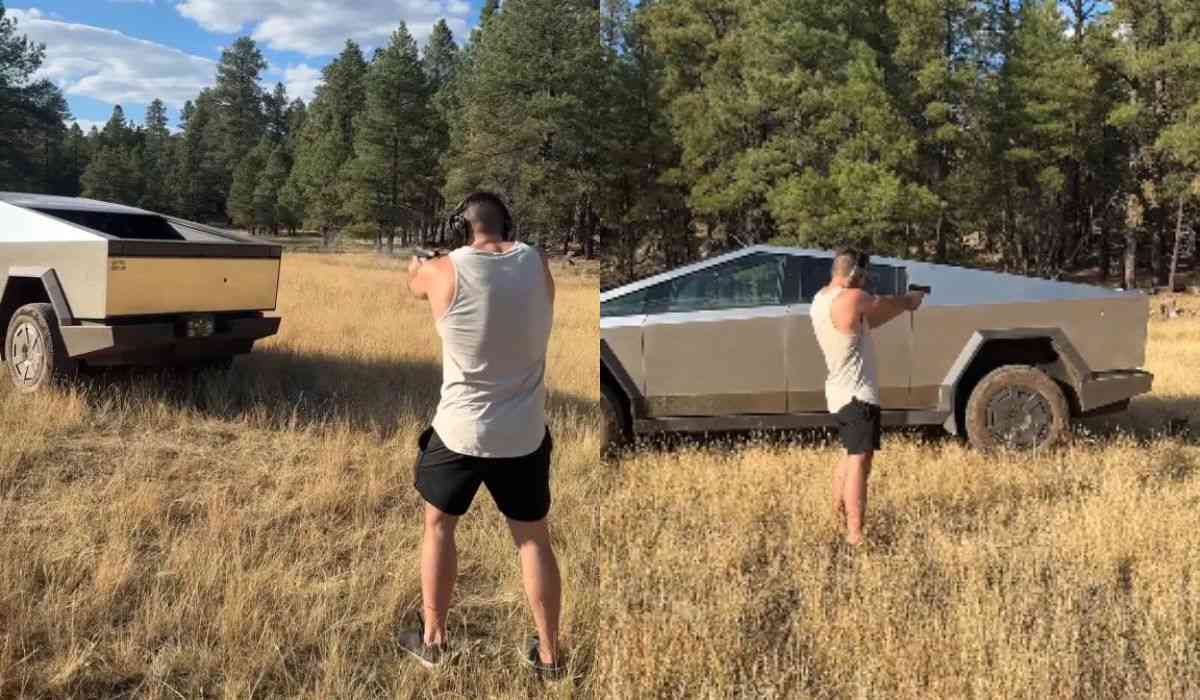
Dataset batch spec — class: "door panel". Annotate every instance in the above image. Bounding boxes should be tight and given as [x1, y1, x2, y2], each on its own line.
[785, 306, 826, 411]
[643, 307, 789, 416]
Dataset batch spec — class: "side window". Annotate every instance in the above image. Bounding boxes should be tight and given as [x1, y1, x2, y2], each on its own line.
[657, 253, 788, 313]
[867, 264, 901, 296]
[601, 287, 651, 318]
[798, 256, 832, 303]
[798, 256, 906, 301]
[600, 279, 673, 317]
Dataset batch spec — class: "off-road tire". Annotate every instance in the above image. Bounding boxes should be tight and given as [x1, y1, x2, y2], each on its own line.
[964, 365, 1070, 451]
[5, 303, 78, 393]
[192, 356, 235, 372]
[601, 382, 629, 456]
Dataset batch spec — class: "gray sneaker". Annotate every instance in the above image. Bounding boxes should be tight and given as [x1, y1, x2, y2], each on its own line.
[522, 638, 566, 680]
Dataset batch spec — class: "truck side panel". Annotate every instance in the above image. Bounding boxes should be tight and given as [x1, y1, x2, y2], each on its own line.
[105, 257, 281, 316]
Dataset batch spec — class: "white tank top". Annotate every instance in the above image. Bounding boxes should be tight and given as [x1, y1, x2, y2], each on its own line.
[431, 242, 553, 458]
[811, 286, 880, 413]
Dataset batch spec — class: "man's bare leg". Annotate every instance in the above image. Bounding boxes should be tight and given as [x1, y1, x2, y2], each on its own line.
[507, 517, 561, 665]
[842, 451, 874, 545]
[421, 503, 459, 646]
[832, 453, 849, 519]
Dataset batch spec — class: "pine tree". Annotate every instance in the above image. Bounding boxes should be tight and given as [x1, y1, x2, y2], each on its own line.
[645, 0, 935, 251]
[264, 82, 290, 143]
[424, 19, 460, 91]
[445, 0, 611, 248]
[284, 98, 307, 154]
[213, 37, 268, 204]
[227, 137, 272, 230]
[141, 99, 173, 212]
[99, 105, 131, 148]
[0, 1, 71, 191]
[480, 0, 500, 26]
[172, 89, 226, 221]
[286, 40, 368, 245]
[347, 24, 434, 251]
[255, 143, 292, 235]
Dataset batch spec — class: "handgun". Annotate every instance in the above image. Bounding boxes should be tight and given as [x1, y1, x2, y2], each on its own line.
[414, 247, 442, 260]
[908, 283, 932, 294]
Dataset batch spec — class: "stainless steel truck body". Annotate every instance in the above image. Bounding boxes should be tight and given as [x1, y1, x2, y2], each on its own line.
[601, 246, 1153, 450]
[0, 192, 281, 391]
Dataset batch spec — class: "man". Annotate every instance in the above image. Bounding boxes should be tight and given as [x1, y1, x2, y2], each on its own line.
[401, 191, 563, 677]
[811, 249, 924, 546]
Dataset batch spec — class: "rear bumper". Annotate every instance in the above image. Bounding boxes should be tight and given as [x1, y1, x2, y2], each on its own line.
[1078, 369, 1153, 412]
[60, 314, 281, 365]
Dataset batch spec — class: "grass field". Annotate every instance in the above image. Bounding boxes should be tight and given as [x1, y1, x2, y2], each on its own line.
[599, 295, 1200, 699]
[4, 255, 1198, 699]
[0, 253, 600, 698]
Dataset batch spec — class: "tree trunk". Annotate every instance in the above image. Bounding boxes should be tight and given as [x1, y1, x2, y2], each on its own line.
[935, 210, 947, 263]
[1169, 196, 1184, 292]
[1124, 227, 1137, 290]
[387, 230, 396, 254]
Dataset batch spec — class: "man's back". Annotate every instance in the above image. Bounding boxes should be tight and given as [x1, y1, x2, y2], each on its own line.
[432, 242, 553, 458]
[811, 285, 879, 413]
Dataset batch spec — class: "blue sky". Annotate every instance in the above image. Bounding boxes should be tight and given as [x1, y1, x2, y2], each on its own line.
[6, 0, 484, 132]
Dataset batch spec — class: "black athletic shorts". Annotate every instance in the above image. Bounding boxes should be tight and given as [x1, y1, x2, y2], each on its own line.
[834, 398, 882, 455]
[413, 426, 553, 522]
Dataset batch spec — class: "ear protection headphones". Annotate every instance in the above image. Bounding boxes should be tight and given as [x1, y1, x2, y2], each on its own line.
[846, 250, 869, 283]
[449, 191, 514, 242]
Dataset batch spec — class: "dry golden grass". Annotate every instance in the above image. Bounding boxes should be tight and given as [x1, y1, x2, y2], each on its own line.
[0, 253, 599, 698]
[599, 296, 1200, 699]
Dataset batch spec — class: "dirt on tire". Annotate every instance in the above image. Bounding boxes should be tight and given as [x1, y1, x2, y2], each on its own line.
[964, 364, 1070, 451]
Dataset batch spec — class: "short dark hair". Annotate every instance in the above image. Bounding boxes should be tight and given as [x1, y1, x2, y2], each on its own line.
[458, 191, 513, 239]
[832, 248, 868, 278]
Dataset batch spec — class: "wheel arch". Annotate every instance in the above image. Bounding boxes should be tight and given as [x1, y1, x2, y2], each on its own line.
[600, 339, 643, 425]
[0, 268, 75, 360]
[940, 329, 1089, 435]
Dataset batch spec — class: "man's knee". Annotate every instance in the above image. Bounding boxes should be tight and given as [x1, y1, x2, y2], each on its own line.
[424, 504, 459, 537]
[507, 517, 553, 550]
[846, 451, 874, 468]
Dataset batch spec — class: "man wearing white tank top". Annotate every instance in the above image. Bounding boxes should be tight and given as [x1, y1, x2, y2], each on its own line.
[400, 192, 564, 677]
[812, 249, 924, 546]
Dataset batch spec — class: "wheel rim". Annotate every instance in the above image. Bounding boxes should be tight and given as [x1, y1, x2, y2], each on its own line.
[10, 321, 46, 387]
[985, 385, 1052, 449]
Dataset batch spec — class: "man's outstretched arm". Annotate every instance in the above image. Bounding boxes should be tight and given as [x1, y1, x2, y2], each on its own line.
[408, 257, 430, 300]
[860, 291, 923, 328]
[538, 247, 556, 306]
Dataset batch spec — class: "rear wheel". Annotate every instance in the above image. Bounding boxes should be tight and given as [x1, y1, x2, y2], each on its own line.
[5, 303, 78, 393]
[601, 382, 629, 456]
[964, 365, 1070, 451]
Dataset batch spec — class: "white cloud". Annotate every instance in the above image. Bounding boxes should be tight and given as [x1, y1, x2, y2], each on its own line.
[176, 0, 472, 55]
[282, 63, 322, 103]
[70, 119, 106, 133]
[8, 8, 216, 108]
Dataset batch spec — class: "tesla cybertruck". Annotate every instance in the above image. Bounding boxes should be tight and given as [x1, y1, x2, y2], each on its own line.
[600, 246, 1153, 451]
[0, 193, 282, 392]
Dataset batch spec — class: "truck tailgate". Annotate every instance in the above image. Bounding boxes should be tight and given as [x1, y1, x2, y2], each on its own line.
[106, 256, 280, 315]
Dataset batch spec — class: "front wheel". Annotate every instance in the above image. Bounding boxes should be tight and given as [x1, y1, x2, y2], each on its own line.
[964, 365, 1070, 451]
[5, 303, 78, 393]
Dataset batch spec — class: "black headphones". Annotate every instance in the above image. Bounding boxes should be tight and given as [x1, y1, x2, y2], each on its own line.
[844, 249, 870, 283]
[449, 191, 514, 242]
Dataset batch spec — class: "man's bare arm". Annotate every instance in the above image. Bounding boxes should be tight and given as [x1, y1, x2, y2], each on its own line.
[538, 247, 556, 306]
[408, 257, 430, 300]
[861, 292, 923, 328]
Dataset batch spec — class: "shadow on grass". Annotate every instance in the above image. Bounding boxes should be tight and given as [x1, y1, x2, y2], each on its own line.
[75, 347, 596, 439]
[614, 393, 1200, 459]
